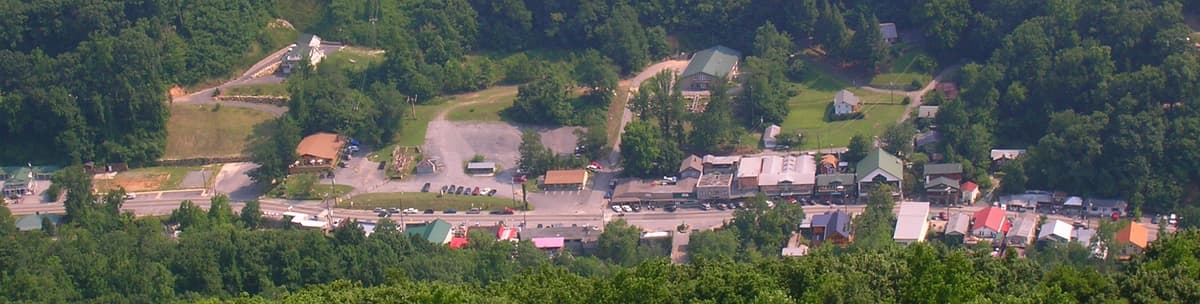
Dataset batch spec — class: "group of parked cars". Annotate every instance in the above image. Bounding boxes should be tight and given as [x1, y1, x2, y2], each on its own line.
[374, 207, 419, 217]
[439, 184, 498, 196]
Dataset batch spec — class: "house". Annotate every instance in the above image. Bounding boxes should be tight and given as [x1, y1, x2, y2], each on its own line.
[679, 46, 742, 91]
[809, 211, 853, 246]
[1063, 196, 1085, 215]
[819, 154, 839, 174]
[990, 149, 1026, 168]
[1006, 217, 1037, 247]
[1000, 193, 1052, 212]
[763, 124, 782, 149]
[290, 132, 345, 173]
[1, 168, 31, 197]
[610, 177, 697, 207]
[1087, 198, 1128, 217]
[924, 163, 963, 181]
[415, 158, 440, 174]
[696, 171, 733, 200]
[1115, 222, 1149, 258]
[857, 148, 904, 197]
[1074, 228, 1097, 247]
[918, 106, 939, 119]
[497, 226, 519, 242]
[814, 173, 857, 200]
[521, 226, 601, 255]
[679, 155, 703, 179]
[971, 207, 1009, 239]
[1038, 220, 1073, 243]
[833, 90, 861, 115]
[757, 154, 817, 197]
[879, 23, 899, 44]
[735, 156, 763, 190]
[701, 155, 740, 171]
[543, 169, 590, 191]
[14, 213, 63, 232]
[961, 182, 979, 204]
[894, 202, 931, 244]
[945, 213, 971, 237]
[281, 33, 326, 74]
[466, 162, 496, 176]
[924, 177, 961, 205]
[406, 219, 454, 245]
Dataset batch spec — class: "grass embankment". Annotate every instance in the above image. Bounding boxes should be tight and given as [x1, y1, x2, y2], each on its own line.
[223, 83, 289, 96]
[94, 165, 221, 193]
[780, 64, 908, 150]
[342, 192, 526, 211]
[165, 104, 276, 159]
[445, 86, 519, 122]
[324, 47, 385, 73]
[868, 45, 934, 90]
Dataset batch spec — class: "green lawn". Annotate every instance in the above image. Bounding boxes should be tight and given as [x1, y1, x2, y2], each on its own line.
[279, 178, 354, 200]
[341, 192, 526, 212]
[165, 104, 276, 159]
[394, 101, 449, 146]
[869, 46, 934, 90]
[445, 86, 519, 121]
[223, 83, 288, 96]
[781, 65, 909, 150]
[323, 47, 384, 73]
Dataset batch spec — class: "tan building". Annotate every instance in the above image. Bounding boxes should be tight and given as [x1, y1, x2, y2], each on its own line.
[543, 169, 590, 191]
[758, 154, 817, 196]
[291, 132, 345, 173]
[736, 156, 763, 190]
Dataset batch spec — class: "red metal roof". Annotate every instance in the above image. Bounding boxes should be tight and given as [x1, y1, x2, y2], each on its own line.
[961, 181, 978, 192]
[973, 207, 1007, 232]
[448, 237, 469, 249]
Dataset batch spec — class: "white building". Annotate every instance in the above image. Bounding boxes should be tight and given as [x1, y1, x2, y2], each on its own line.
[833, 90, 860, 115]
[1038, 220, 1073, 243]
[893, 202, 931, 244]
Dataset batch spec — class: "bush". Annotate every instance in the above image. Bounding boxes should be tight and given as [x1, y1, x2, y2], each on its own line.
[901, 96, 911, 105]
[909, 80, 923, 90]
[786, 57, 807, 81]
[470, 154, 486, 162]
[912, 54, 937, 73]
[212, 88, 221, 97]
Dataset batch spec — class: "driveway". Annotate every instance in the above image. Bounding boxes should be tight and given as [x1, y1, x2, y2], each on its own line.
[214, 162, 266, 201]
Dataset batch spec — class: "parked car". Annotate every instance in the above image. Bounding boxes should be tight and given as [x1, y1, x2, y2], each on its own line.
[378, 162, 386, 170]
[125, 193, 137, 200]
[373, 208, 385, 213]
[456, 186, 465, 194]
[631, 204, 641, 212]
[621, 205, 633, 212]
[611, 205, 623, 212]
[472, 187, 481, 196]
[387, 208, 400, 213]
[444, 209, 458, 214]
[440, 185, 448, 193]
[665, 203, 677, 212]
[403, 208, 419, 214]
[487, 189, 497, 196]
[501, 207, 516, 215]
[513, 175, 528, 183]
[448, 184, 456, 193]
[715, 203, 727, 210]
[421, 182, 431, 192]
[604, 191, 613, 199]
[377, 211, 390, 217]
[467, 208, 481, 214]
[424, 209, 435, 214]
[699, 203, 711, 211]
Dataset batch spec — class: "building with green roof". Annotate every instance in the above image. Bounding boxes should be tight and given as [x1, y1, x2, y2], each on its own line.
[405, 219, 453, 245]
[856, 148, 904, 197]
[14, 213, 63, 232]
[679, 45, 742, 91]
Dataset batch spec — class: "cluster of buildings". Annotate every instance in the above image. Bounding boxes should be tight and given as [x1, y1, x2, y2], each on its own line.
[610, 148, 979, 208]
[361, 219, 672, 257]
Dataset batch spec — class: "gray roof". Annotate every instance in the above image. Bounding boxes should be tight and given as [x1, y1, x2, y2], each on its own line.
[834, 90, 860, 106]
[924, 163, 963, 176]
[946, 213, 970, 235]
[816, 173, 856, 186]
[925, 176, 960, 190]
[467, 162, 495, 170]
[679, 155, 703, 173]
[1088, 198, 1127, 208]
[681, 46, 742, 78]
[15, 214, 63, 231]
[879, 23, 898, 40]
[812, 211, 852, 239]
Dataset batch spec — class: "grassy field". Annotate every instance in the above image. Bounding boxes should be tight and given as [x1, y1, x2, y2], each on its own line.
[341, 192, 526, 211]
[94, 165, 221, 192]
[869, 46, 934, 90]
[223, 83, 288, 96]
[323, 47, 385, 73]
[445, 86, 519, 121]
[165, 104, 275, 159]
[279, 178, 354, 200]
[781, 65, 909, 150]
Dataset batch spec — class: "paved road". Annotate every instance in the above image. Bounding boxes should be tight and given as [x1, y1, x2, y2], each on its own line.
[607, 60, 690, 167]
[169, 44, 345, 116]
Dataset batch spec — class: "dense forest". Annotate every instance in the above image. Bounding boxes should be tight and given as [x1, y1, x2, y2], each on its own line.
[3, 177, 1200, 303]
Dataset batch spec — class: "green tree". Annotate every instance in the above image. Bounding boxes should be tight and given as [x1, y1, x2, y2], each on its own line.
[596, 219, 641, 266]
[619, 121, 680, 178]
[248, 116, 302, 184]
[690, 80, 740, 154]
[688, 230, 740, 263]
[844, 134, 872, 162]
[998, 158, 1028, 194]
[518, 129, 556, 176]
[207, 195, 234, 226]
[814, 0, 850, 55]
[240, 200, 262, 229]
[848, 12, 888, 72]
[853, 184, 897, 251]
[880, 123, 916, 157]
[510, 69, 574, 125]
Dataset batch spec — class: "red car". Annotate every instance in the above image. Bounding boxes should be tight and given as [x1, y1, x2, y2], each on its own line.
[513, 175, 528, 183]
[472, 187, 481, 196]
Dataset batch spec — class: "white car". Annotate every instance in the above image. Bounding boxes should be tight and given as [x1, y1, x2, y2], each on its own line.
[621, 205, 633, 212]
[611, 205, 623, 212]
[124, 193, 136, 200]
[402, 208, 419, 214]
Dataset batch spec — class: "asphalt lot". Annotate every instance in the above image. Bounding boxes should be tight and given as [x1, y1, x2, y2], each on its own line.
[214, 162, 265, 201]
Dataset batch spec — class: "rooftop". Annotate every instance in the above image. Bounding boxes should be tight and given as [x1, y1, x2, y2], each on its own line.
[990, 149, 1026, 161]
[702, 155, 740, 167]
[758, 154, 817, 186]
[1116, 222, 1149, 249]
[737, 156, 764, 178]
[466, 162, 495, 170]
[925, 176, 960, 190]
[816, 173, 856, 186]
[681, 45, 742, 78]
[924, 163, 963, 176]
[1008, 217, 1037, 238]
[894, 202, 930, 241]
[946, 213, 971, 235]
[973, 207, 1008, 232]
[857, 148, 903, 181]
[296, 132, 344, 160]
[812, 211, 852, 238]
[532, 237, 565, 249]
[611, 177, 698, 203]
[1038, 220, 1073, 242]
[406, 219, 453, 244]
[879, 23, 898, 39]
[544, 169, 588, 185]
[698, 171, 734, 187]
[15, 213, 63, 231]
[521, 226, 600, 242]
[834, 90, 860, 106]
[679, 155, 703, 173]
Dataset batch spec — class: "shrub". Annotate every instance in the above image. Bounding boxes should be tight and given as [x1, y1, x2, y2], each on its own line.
[901, 96, 911, 105]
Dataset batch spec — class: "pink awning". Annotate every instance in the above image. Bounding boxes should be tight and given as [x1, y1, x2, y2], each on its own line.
[531, 237, 565, 249]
